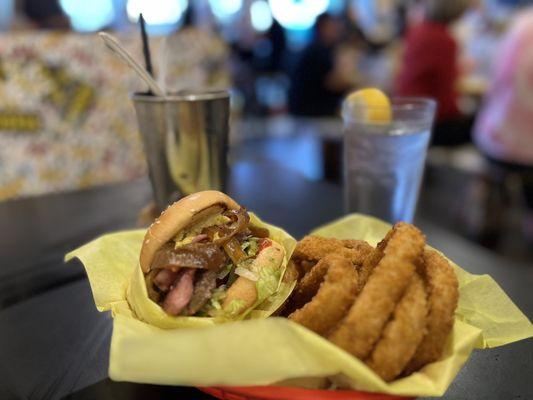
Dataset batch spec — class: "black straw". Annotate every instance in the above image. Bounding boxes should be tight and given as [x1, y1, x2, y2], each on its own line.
[139, 13, 154, 78]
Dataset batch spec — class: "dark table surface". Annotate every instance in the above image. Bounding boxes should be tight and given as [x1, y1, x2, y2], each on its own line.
[0, 158, 531, 400]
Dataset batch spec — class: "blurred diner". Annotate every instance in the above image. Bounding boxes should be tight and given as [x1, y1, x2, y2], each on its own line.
[395, 0, 471, 146]
[288, 13, 354, 117]
[473, 5, 533, 242]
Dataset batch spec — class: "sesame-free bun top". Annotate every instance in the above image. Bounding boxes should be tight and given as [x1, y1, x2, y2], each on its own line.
[140, 191, 240, 273]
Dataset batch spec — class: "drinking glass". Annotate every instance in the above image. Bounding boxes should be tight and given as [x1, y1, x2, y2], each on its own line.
[343, 97, 436, 223]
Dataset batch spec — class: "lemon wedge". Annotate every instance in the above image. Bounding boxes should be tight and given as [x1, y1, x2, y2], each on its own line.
[345, 88, 392, 124]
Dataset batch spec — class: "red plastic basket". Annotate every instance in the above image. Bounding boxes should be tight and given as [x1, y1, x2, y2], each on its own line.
[198, 386, 414, 400]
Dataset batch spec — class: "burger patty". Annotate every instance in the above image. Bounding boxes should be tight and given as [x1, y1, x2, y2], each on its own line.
[185, 270, 218, 315]
[151, 242, 226, 271]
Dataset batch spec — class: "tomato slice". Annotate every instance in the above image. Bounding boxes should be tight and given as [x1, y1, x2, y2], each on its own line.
[258, 239, 272, 252]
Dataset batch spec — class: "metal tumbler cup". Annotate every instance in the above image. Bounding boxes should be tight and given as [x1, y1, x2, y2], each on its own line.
[132, 90, 230, 211]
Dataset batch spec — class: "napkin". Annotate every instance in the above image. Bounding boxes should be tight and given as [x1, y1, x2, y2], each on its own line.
[66, 214, 533, 397]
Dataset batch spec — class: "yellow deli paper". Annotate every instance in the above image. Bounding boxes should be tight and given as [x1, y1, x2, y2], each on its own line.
[67, 214, 533, 397]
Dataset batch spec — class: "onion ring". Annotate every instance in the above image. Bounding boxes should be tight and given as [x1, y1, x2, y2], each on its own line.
[288, 255, 359, 336]
[366, 274, 428, 381]
[292, 236, 373, 265]
[328, 223, 425, 360]
[403, 249, 459, 374]
[282, 260, 299, 284]
[283, 258, 330, 315]
[355, 230, 394, 292]
[291, 236, 373, 277]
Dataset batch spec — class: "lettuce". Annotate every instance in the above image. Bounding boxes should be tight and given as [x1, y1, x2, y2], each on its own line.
[241, 237, 259, 257]
[200, 285, 227, 316]
[223, 299, 247, 318]
[256, 266, 282, 304]
[217, 262, 233, 280]
[174, 214, 231, 247]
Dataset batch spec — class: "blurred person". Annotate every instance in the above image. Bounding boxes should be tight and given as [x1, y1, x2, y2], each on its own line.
[473, 6, 533, 241]
[395, 0, 470, 146]
[265, 20, 286, 73]
[453, 0, 505, 93]
[22, 0, 70, 30]
[288, 13, 353, 117]
[350, 0, 400, 48]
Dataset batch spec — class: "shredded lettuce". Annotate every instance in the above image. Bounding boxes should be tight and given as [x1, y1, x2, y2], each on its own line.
[256, 266, 282, 303]
[173, 214, 231, 248]
[217, 262, 234, 280]
[248, 239, 259, 257]
[235, 266, 259, 281]
[212, 285, 226, 302]
[200, 285, 227, 316]
[223, 299, 247, 318]
[237, 258, 253, 270]
[173, 230, 187, 247]
[241, 237, 259, 257]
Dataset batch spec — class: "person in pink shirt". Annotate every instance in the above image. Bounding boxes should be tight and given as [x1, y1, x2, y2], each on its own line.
[473, 6, 533, 239]
[474, 8, 533, 166]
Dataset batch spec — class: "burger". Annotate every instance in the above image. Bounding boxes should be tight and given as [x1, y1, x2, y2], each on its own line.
[140, 191, 286, 318]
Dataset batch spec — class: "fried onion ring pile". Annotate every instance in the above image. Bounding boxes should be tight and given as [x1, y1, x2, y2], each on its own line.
[283, 222, 459, 382]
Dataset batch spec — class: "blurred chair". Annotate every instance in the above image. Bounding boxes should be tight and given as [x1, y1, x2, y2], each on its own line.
[461, 158, 531, 248]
